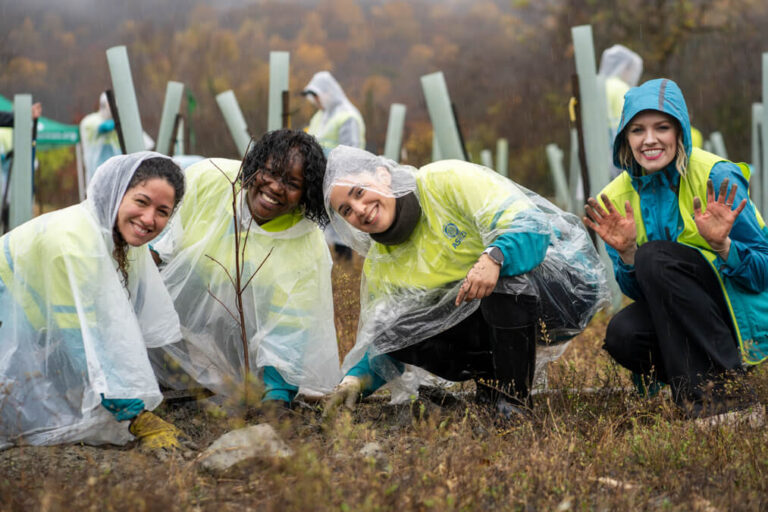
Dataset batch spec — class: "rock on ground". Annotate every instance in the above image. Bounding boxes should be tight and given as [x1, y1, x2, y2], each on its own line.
[197, 423, 293, 472]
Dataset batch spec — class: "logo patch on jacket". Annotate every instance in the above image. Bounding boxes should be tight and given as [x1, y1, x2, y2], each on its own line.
[443, 222, 467, 248]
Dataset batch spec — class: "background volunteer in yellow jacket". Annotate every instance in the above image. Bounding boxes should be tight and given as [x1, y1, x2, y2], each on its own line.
[151, 130, 340, 405]
[302, 71, 366, 261]
[0, 152, 190, 450]
[584, 78, 768, 418]
[322, 146, 608, 419]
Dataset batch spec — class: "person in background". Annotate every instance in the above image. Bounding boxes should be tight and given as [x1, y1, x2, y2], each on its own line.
[0, 101, 42, 128]
[150, 130, 340, 408]
[322, 146, 607, 420]
[79, 93, 155, 185]
[598, 44, 644, 178]
[0, 152, 190, 451]
[79, 93, 121, 183]
[584, 78, 768, 421]
[302, 71, 366, 260]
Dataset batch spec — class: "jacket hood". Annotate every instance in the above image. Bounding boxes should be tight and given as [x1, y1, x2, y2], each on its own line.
[613, 78, 692, 170]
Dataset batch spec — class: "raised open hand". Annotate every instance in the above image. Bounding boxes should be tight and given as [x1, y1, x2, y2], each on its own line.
[583, 194, 638, 264]
[693, 179, 746, 257]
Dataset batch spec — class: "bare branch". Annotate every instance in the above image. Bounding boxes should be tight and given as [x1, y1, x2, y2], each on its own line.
[205, 254, 237, 291]
[241, 247, 273, 293]
[210, 158, 236, 185]
[206, 286, 241, 325]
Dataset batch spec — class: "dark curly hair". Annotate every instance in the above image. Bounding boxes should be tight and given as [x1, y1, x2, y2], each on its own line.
[113, 157, 185, 288]
[241, 129, 329, 228]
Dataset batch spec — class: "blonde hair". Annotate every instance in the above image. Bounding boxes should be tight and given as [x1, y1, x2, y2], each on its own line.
[617, 123, 688, 177]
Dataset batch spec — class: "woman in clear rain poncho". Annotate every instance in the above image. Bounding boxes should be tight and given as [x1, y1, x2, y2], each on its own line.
[0, 152, 188, 451]
[151, 130, 340, 405]
[584, 78, 768, 419]
[322, 146, 609, 419]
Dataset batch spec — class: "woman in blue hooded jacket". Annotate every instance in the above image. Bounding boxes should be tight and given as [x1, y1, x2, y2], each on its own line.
[584, 78, 768, 418]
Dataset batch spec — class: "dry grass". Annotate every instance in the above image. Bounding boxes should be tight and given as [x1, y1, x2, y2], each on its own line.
[1, 252, 767, 511]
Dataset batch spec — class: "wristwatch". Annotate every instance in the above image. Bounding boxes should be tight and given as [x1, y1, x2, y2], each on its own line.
[482, 246, 504, 266]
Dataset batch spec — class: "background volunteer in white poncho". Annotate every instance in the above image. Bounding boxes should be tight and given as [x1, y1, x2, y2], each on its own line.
[302, 71, 366, 155]
[79, 93, 121, 183]
[79, 93, 157, 184]
[302, 71, 366, 261]
[0, 152, 189, 451]
[322, 146, 608, 419]
[598, 44, 644, 179]
[151, 130, 340, 405]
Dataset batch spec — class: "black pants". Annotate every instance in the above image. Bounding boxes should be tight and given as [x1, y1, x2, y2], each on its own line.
[603, 241, 744, 409]
[388, 293, 538, 403]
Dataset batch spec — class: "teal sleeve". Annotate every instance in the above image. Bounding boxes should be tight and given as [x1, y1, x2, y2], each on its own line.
[490, 209, 550, 276]
[347, 351, 404, 397]
[490, 232, 549, 277]
[605, 243, 642, 300]
[101, 396, 145, 422]
[262, 365, 298, 403]
[97, 119, 115, 134]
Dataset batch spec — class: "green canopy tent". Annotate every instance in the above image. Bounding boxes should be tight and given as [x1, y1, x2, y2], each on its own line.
[0, 94, 80, 147]
[1, 94, 85, 208]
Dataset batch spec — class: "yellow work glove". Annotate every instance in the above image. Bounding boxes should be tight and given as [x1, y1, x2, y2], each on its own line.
[129, 411, 186, 452]
[323, 375, 364, 418]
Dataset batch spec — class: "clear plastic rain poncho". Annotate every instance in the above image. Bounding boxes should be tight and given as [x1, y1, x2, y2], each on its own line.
[324, 146, 610, 382]
[79, 93, 157, 183]
[152, 159, 341, 396]
[0, 152, 182, 449]
[304, 71, 366, 152]
[598, 45, 643, 88]
[598, 45, 644, 134]
[79, 93, 121, 182]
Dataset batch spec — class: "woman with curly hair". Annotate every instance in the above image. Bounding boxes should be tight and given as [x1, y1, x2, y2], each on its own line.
[151, 130, 340, 406]
[0, 152, 189, 451]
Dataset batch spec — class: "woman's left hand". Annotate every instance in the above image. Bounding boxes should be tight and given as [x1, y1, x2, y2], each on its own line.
[455, 254, 501, 306]
[693, 178, 746, 258]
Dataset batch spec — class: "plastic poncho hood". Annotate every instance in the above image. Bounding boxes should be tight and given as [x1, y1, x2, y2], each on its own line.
[323, 145, 417, 255]
[598, 44, 643, 87]
[0, 152, 183, 449]
[613, 78, 692, 170]
[303, 71, 355, 123]
[324, 146, 609, 378]
[152, 158, 341, 396]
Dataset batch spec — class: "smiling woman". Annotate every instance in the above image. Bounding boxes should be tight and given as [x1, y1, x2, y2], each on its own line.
[328, 167, 397, 233]
[321, 145, 608, 420]
[0, 152, 189, 451]
[151, 130, 341, 405]
[584, 78, 768, 420]
[624, 111, 681, 174]
[116, 179, 175, 246]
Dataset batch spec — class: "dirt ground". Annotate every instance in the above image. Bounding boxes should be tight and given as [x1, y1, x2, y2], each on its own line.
[2, 254, 767, 511]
